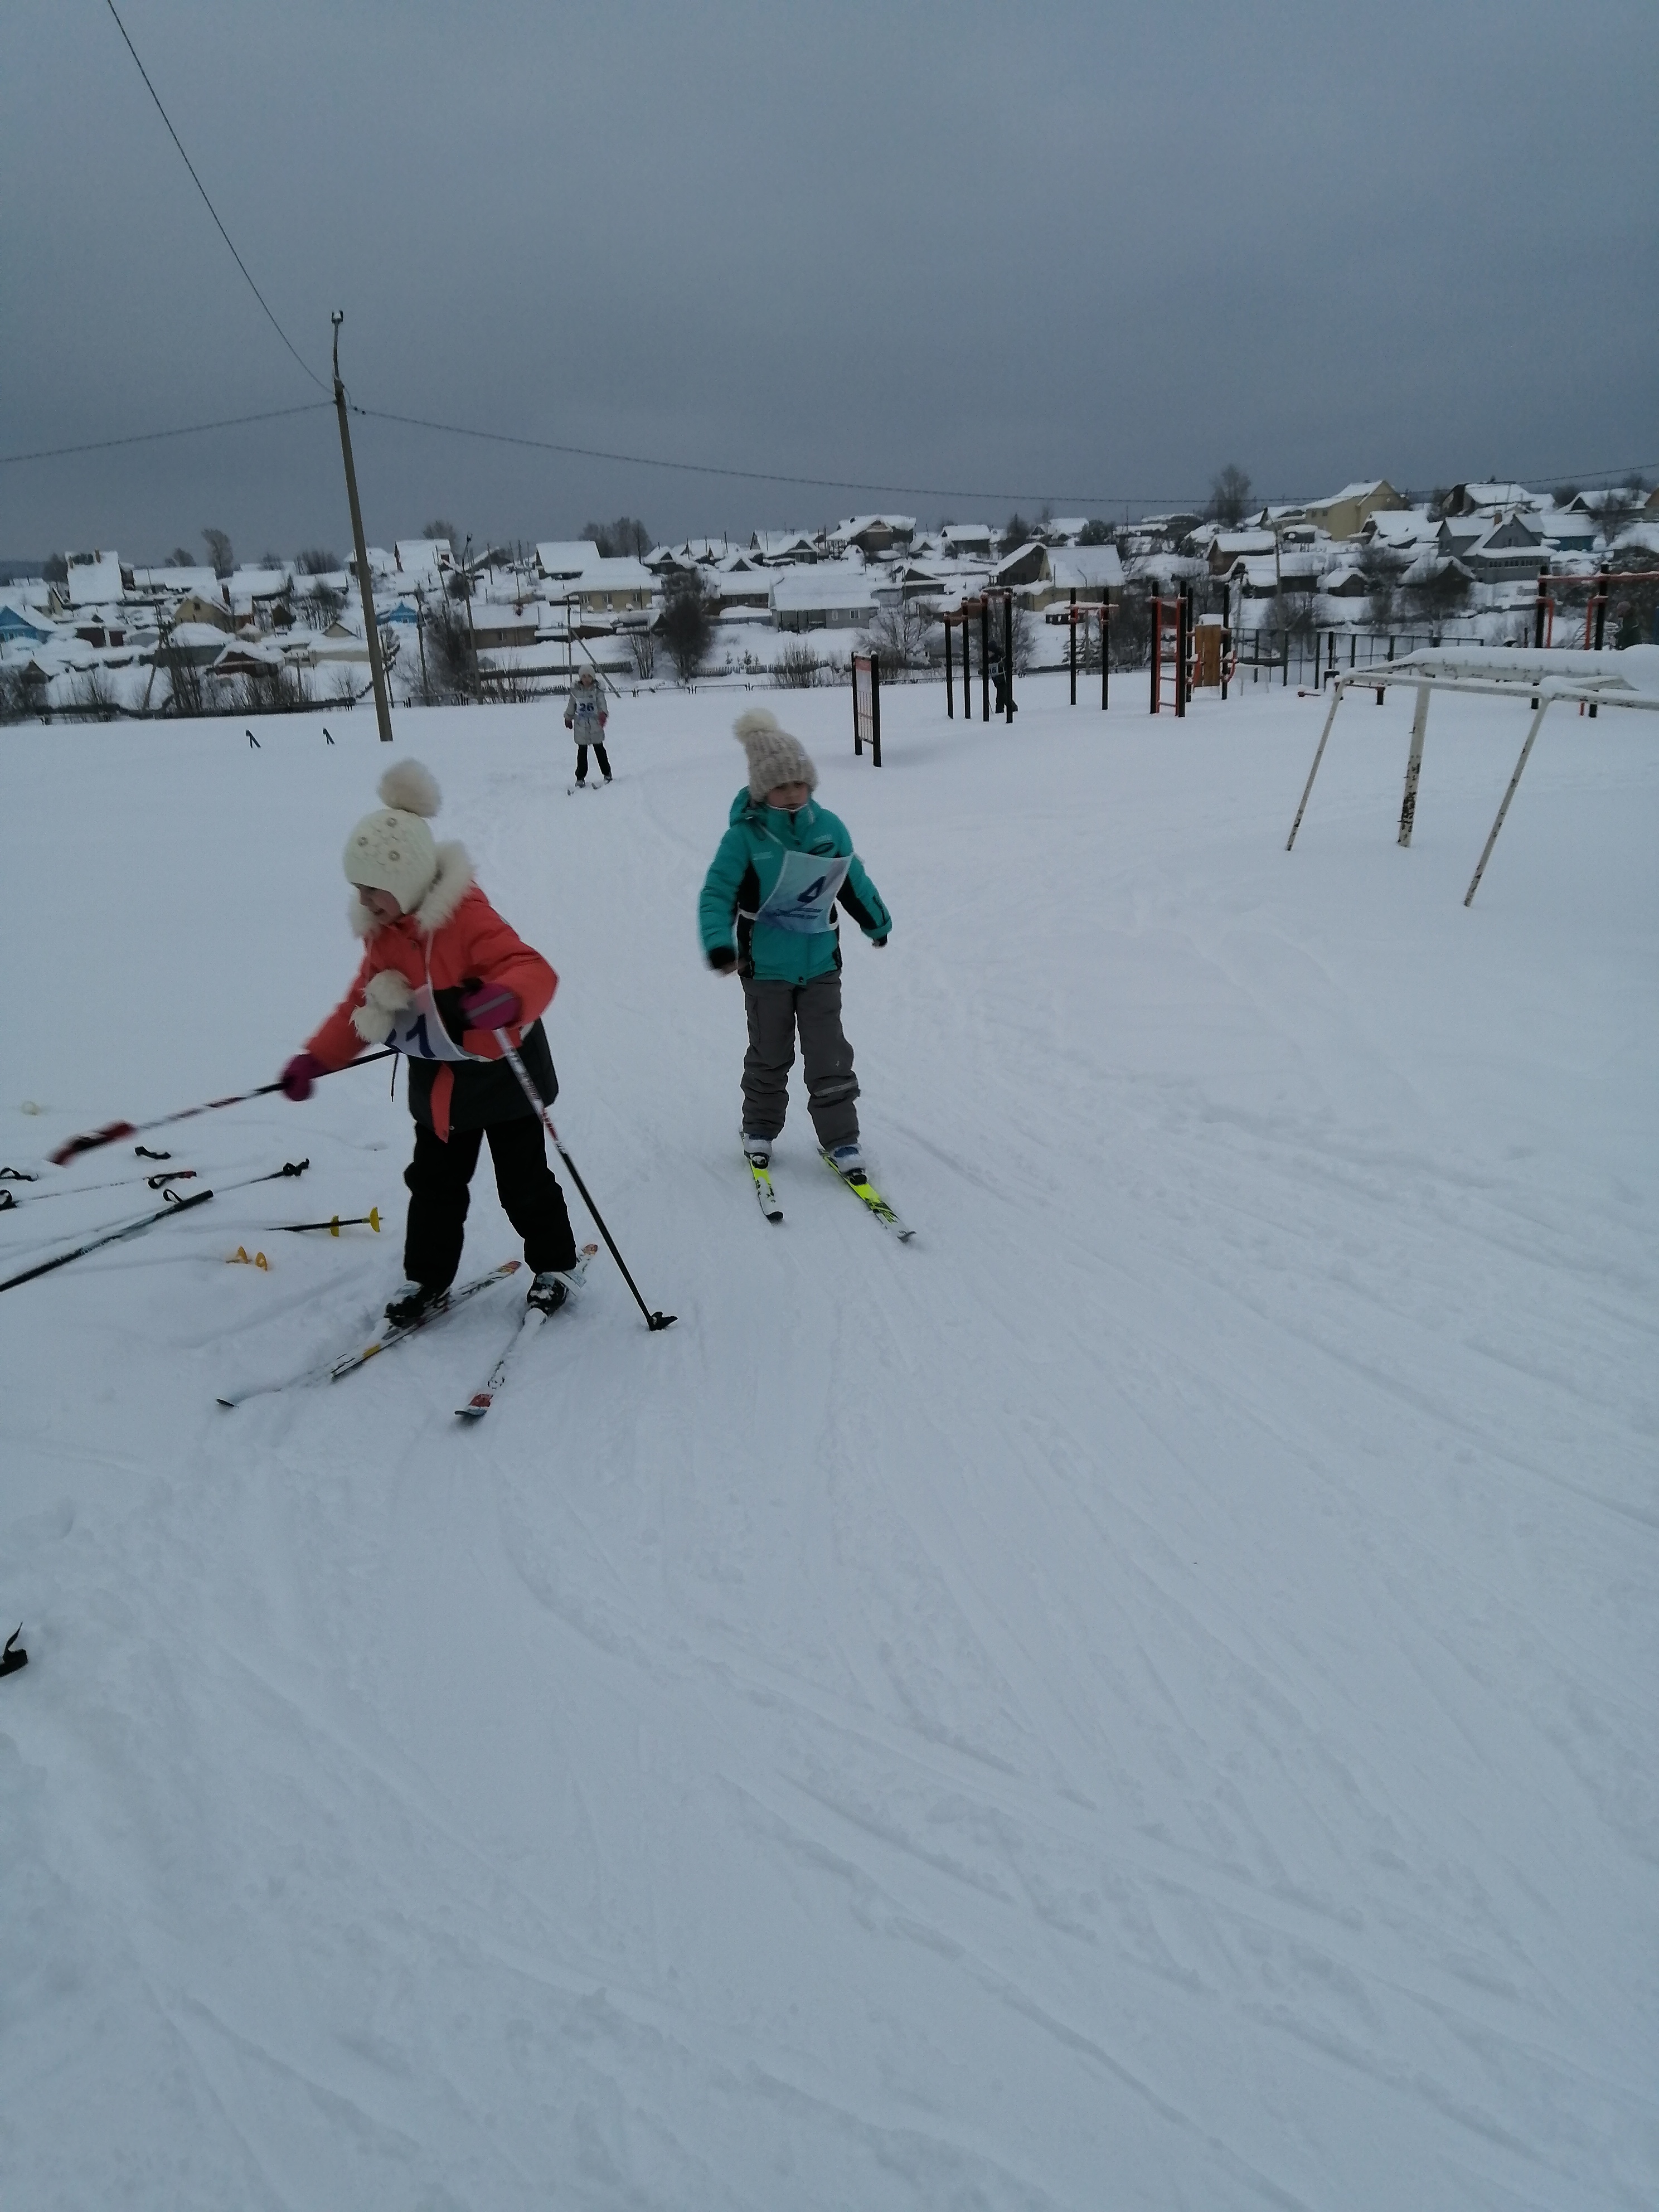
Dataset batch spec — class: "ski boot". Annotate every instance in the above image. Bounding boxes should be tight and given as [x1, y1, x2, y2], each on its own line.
[385, 1281, 448, 1329]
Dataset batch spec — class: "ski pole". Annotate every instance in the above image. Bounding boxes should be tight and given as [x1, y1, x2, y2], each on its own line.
[274, 1210, 382, 1235]
[0, 1162, 309, 1295]
[493, 1031, 676, 1331]
[0, 1187, 216, 1294]
[47, 1052, 396, 1165]
[1, 1166, 198, 1212]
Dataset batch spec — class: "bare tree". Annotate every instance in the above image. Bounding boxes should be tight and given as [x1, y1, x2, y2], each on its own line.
[659, 574, 716, 682]
[72, 666, 123, 720]
[423, 518, 460, 546]
[42, 553, 68, 583]
[1078, 518, 1113, 546]
[295, 546, 342, 575]
[584, 516, 652, 559]
[156, 621, 208, 716]
[622, 623, 658, 680]
[167, 545, 195, 567]
[1001, 512, 1035, 554]
[1208, 465, 1253, 526]
[867, 598, 940, 677]
[202, 527, 234, 578]
[774, 639, 823, 688]
[0, 666, 46, 723]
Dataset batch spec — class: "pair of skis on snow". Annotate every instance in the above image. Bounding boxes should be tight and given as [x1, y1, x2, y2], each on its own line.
[218, 1244, 598, 1418]
[747, 1147, 914, 1241]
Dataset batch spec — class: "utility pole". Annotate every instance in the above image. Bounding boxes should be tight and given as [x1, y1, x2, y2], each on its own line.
[331, 312, 394, 743]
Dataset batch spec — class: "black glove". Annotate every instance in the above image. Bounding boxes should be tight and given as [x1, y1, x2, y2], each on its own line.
[707, 945, 738, 973]
[871, 936, 888, 949]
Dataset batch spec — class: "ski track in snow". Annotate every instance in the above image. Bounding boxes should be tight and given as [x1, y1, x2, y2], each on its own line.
[1, 680, 1655, 2208]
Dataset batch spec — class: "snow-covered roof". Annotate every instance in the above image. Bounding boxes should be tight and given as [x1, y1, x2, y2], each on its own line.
[227, 566, 292, 600]
[566, 557, 654, 594]
[1047, 546, 1126, 592]
[769, 565, 880, 613]
[395, 539, 452, 577]
[536, 540, 606, 579]
[63, 551, 124, 607]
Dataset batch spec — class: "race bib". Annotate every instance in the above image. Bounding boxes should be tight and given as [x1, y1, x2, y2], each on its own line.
[755, 850, 852, 935]
[382, 980, 489, 1063]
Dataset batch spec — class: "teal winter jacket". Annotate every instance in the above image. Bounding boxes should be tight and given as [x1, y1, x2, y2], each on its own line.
[698, 789, 891, 984]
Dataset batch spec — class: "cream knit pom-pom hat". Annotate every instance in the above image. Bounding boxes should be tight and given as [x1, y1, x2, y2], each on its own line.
[341, 759, 442, 913]
[733, 708, 817, 801]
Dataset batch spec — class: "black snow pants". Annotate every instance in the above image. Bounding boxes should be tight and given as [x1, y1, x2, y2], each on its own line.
[575, 741, 612, 782]
[740, 974, 860, 1148]
[404, 1118, 579, 1291]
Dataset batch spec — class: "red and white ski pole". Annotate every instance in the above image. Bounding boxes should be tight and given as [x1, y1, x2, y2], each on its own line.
[493, 1031, 676, 1331]
[46, 1051, 396, 1165]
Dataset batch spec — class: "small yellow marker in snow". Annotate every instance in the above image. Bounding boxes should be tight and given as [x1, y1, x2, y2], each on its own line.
[229, 1246, 270, 1270]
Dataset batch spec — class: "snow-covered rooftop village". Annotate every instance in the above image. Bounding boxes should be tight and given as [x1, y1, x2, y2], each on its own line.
[6, 472, 1659, 720]
[4, 7, 1657, 2210]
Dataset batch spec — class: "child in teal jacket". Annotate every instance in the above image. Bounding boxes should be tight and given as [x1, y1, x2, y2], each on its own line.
[699, 709, 891, 1170]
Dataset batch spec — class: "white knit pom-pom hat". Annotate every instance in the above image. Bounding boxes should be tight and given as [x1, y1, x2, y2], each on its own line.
[342, 759, 442, 913]
[734, 707, 817, 800]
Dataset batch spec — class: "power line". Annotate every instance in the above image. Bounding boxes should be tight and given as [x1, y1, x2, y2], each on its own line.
[0, 402, 333, 468]
[103, 0, 327, 392]
[350, 404, 1196, 511]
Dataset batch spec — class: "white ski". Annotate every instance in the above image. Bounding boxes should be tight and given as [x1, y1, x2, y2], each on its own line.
[455, 1244, 596, 1420]
[218, 1259, 521, 1406]
[746, 1148, 783, 1221]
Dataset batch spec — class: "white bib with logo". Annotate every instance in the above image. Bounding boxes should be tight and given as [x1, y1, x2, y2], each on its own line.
[754, 850, 852, 935]
[382, 980, 490, 1063]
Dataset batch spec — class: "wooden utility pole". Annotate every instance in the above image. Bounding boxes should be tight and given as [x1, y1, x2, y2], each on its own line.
[331, 313, 394, 743]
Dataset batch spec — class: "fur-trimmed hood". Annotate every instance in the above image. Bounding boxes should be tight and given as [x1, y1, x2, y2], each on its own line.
[348, 840, 473, 940]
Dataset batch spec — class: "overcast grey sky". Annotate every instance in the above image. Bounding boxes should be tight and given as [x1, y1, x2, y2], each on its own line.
[3, 1, 1655, 562]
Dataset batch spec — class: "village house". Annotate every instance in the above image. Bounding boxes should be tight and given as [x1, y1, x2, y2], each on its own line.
[828, 516, 916, 559]
[1301, 480, 1409, 540]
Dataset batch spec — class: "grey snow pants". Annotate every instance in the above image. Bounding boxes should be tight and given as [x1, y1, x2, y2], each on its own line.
[740, 974, 860, 1147]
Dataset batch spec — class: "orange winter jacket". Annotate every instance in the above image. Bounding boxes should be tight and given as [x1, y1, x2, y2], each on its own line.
[307, 842, 557, 1141]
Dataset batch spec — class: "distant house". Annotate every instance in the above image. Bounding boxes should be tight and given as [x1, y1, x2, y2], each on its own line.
[466, 604, 541, 651]
[395, 539, 452, 579]
[540, 557, 654, 616]
[828, 515, 916, 559]
[63, 550, 125, 607]
[991, 541, 1124, 608]
[770, 564, 880, 632]
[172, 592, 235, 633]
[536, 540, 605, 583]
[749, 530, 818, 564]
[940, 523, 993, 558]
[1444, 482, 1546, 517]
[0, 601, 55, 644]
[1302, 481, 1408, 541]
[1206, 530, 1276, 576]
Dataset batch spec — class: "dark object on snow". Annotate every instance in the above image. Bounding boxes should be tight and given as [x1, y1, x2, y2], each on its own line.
[134, 1146, 171, 1160]
[0, 1186, 216, 1294]
[323, 726, 335, 745]
[1, 1627, 28, 1678]
[247, 728, 260, 749]
[0, 1166, 40, 1181]
[0, 1189, 13, 1211]
[50, 1054, 392, 1163]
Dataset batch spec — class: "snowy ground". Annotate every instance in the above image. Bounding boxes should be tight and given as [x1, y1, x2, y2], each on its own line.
[2, 673, 1655, 2210]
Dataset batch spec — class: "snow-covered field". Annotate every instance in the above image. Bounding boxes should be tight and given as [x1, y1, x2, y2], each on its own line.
[2, 673, 1655, 2209]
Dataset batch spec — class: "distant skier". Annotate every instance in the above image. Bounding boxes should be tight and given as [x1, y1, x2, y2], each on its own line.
[279, 760, 583, 1327]
[699, 709, 891, 1173]
[989, 637, 1016, 718]
[564, 666, 612, 784]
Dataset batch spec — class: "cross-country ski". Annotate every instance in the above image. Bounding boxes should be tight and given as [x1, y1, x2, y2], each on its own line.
[455, 1243, 596, 1419]
[217, 1258, 522, 1406]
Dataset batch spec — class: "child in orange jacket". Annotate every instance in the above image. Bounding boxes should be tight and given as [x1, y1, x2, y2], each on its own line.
[281, 760, 581, 1326]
